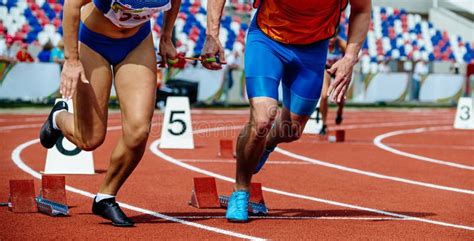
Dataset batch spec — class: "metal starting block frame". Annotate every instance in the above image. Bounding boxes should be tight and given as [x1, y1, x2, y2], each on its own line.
[36, 194, 69, 216]
[218, 195, 268, 215]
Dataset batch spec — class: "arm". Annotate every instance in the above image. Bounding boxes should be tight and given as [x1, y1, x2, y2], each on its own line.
[328, 0, 371, 103]
[206, 0, 226, 39]
[61, 0, 90, 99]
[337, 37, 347, 53]
[201, 0, 227, 70]
[159, 0, 181, 67]
[344, 1, 371, 63]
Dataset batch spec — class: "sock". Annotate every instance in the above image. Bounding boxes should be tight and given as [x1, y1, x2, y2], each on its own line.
[52, 109, 66, 130]
[95, 193, 116, 202]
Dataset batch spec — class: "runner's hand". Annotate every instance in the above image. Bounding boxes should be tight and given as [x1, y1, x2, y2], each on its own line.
[60, 59, 88, 99]
[326, 56, 357, 103]
[159, 38, 178, 68]
[201, 35, 226, 70]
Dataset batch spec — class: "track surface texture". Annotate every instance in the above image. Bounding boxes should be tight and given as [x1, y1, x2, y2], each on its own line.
[0, 108, 473, 240]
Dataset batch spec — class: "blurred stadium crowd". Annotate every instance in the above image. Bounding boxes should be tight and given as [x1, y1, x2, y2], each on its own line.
[0, 0, 473, 68]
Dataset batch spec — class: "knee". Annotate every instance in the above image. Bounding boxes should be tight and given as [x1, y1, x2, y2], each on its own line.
[252, 117, 274, 139]
[78, 134, 106, 151]
[123, 122, 151, 148]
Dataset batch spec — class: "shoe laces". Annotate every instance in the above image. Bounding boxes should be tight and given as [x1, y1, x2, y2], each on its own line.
[234, 193, 248, 212]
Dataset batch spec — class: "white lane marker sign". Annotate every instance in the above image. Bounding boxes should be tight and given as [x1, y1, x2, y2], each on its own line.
[44, 98, 95, 174]
[160, 97, 194, 149]
[454, 97, 474, 130]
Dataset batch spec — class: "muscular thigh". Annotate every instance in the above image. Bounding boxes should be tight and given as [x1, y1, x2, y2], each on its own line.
[282, 40, 329, 117]
[245, 27, 286, 101]
[113, 34, 156, 133]
[75, 42, 113, 138]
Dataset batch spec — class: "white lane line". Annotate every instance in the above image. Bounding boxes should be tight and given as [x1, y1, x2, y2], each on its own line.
[3, 121, 472, 195]
[0, 124, 42, 131]
[373, 126, 474, 171]
[275, 147, 474, 195]
[333, 120, 450, 130]
[383, 143, 474, 151]
[149, 127, 474, 231]
[179, 159, 309, 165]
[304, 140, 474, 151]
[172, 216, 407, 221]
[189, 148, 474, 195]
[11, 139, 264, 241]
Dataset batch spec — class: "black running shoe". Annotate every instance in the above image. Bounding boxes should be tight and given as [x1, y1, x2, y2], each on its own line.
[335, 113, 343, 125]
[39, 101, 68, 148]
[92, 197, 134, 227]
[319, 124, 327, 136]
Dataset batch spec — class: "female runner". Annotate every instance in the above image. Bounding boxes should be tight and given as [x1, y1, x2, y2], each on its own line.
[39, 0, 180, 226]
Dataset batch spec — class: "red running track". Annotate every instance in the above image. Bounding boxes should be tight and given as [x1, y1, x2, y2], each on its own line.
[0, 109, 473, 240]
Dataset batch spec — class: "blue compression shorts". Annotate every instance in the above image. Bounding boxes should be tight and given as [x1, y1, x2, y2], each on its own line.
[79, 21, 151, 66]
[245, 17, 329, 116]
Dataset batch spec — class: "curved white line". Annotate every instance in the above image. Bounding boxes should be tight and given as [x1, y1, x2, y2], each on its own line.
[332, 119, 450, 130]
[6, 118, 474, 232]
[5, 121, 472, 194]
[373, 126, 474, 171]
[275, 148, 474, 195]
[149, 126, 474, 231]
[11, 139, 264, 241]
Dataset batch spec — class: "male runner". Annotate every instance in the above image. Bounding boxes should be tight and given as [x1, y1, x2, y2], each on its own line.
[201, 0, 371, 222]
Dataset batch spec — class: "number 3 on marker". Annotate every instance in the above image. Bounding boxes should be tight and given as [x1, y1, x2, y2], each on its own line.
[168, 110, 187, 136]
[460, 105, 471, 121]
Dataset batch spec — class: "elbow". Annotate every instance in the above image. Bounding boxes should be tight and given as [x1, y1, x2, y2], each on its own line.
[350, 0, 372, 15]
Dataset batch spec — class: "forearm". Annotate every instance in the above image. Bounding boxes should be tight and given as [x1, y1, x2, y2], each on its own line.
[338, 38, 348, 53]
[63, 0, 87, 61]
[162, 0, 181, 40]
[206, 0, 226, 37]
[345, 0, 371, 62]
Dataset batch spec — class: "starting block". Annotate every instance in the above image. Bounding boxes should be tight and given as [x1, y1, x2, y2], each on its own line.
[189, 177, 221, 208]
[37, 175, 68, 216]
[249, 183, 265, 204]
[218, 139, 235, 158]
[36, 194, 69, 216]
[189, 177, 268, 215]
[329, 130, 345, 143]
[4, 177, 69, 216]
[8, 180, 37, 213]
[41, 175, 67, 205]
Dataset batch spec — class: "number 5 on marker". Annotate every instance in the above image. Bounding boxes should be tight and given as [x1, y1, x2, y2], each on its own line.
[160, 97, 195, 149]
[454, 97, 474, 130]
[168, 111, 187, 136]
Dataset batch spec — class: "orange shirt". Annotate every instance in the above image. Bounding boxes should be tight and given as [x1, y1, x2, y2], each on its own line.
[256, 0, 348, 44]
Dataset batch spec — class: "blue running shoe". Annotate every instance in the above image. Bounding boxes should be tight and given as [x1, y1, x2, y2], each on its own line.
[225, 190, 250, 222]
[254, 146, 276, 174]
